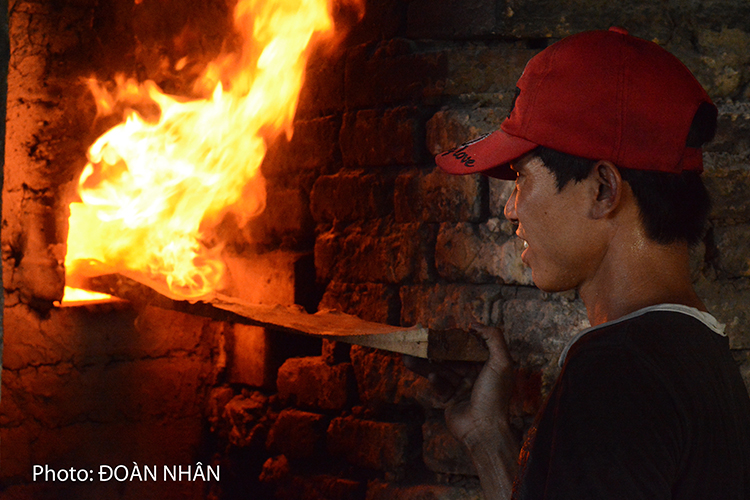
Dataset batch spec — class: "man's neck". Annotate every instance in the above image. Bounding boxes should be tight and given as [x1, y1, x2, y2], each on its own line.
[579, 236, 705, 327]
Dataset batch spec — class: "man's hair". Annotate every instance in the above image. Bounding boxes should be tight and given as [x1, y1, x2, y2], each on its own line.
[535, 104, 716, 246]
[538, 146, 714, 248]
[535, 147, 710, 245]
[534, 103, 716, 245]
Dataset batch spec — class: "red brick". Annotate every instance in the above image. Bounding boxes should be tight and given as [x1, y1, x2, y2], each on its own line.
[222, 250, 298, 305]
[502, 295, 590, 392]
[260, 454, 291, 485]
[400, 284, 503, 330]
[222, 251, 305, 389]
[296, 46, 346, 118]
[713, 223, 750, 277]
[266, 408, 327, 460]
[349, 346, 432, 408]
[409, 0, 675, 42]
[314, 220, 436, 283]
[395, 168, 483, 223]
[344, 40, 444, 109]
[340, 107, 423, 167]
[406, 0, 500, 39]
[310, 171, 395, 223]
[447, 43, 536, 96]
[435, 221, 532, 285]
[500, 2, 673, 41]
[426, 107, 507, 158]
[489, 176, 515, 218]
[340, 1, 401, 47]
[247, 181, 314, 248]
[207, 386, 235, 436]
[704, 158, 750, 223]
[327, 416, 411, 471]
[227, 325, 277, 389]
[277, 357, 353, 410]
[318, 282, 400, 324]
[710, 109, 750, 160]
[314, 229, 342, 282]
[322, 339, 352, 365]
[262, 116, 342, 177]
[225, 392, 271, 449]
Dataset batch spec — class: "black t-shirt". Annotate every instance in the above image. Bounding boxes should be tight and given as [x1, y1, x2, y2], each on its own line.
[514, 307, 750, 500]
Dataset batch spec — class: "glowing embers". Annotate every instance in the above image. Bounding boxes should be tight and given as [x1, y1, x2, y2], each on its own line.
[64, 0, 336, 303]
[57, 287, 122, 307]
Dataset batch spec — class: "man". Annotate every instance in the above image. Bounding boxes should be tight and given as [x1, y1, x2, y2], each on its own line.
[406, 28, 750, 499]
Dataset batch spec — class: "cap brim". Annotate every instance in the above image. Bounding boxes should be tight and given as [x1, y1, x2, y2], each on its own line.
[435, 129, 538, 180]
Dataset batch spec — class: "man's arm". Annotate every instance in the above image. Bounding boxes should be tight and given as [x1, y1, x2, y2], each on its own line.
[404, 325, 519, 498]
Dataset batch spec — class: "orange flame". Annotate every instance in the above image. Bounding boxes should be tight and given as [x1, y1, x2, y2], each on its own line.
[64, 0, 337, 301]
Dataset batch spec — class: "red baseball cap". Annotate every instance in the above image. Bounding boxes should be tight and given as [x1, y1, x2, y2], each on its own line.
[436, 28, 716, 179]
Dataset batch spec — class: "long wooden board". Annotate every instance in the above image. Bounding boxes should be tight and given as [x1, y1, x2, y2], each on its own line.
[71, 273, 488, 361]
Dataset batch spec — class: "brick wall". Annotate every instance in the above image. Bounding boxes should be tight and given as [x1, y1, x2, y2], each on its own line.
[209, 1, 750, 498]
[2, 0, 750, 499]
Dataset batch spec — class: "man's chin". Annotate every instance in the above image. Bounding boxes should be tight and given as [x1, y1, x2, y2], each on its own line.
[530, 272, 575, 294]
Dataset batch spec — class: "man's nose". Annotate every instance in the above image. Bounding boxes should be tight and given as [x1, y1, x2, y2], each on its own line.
[504, 187, 518, 222]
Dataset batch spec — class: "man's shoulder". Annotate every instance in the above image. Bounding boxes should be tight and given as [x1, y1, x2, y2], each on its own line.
[565, 308, 725, 363]
[558, 308, 734, 395]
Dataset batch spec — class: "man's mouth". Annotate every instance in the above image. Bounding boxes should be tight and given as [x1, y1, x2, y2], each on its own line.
[516, 229, 528, 248]
[518, 235, 529, 264]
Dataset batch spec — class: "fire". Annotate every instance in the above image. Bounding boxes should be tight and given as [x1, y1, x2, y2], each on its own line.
[64, 0, 337, 301]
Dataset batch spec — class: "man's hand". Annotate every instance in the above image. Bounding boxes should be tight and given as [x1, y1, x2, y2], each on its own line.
[403, 325, 518, 498]
[404, 325, 513, 445]
[448, 325, 514, 446]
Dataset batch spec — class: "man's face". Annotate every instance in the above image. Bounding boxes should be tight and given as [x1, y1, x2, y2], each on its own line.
[503, 154, 604, 292]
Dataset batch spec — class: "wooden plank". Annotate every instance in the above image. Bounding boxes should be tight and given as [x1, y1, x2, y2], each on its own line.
[75, 273, 488, 361]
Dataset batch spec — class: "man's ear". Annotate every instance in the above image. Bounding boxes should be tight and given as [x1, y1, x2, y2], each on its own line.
[590, 161, 622, 219]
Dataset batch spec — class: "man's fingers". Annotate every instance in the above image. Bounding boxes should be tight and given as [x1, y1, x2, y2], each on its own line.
[429, 372, 476, 405]
[471, 324, 513, 369]
[403, 355, 482, 403]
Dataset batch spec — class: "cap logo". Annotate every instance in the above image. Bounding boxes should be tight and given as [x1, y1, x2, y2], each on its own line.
[450, 147, 475, 167]
[439, 132, 492, 168]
